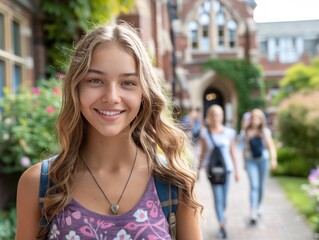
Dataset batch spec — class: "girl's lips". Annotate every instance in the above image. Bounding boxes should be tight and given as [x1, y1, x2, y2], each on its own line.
[96, 109, 122, 116]
[94, 109, 125, 120]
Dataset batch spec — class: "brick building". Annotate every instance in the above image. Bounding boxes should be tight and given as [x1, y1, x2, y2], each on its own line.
[257, 20, 319, 102]
[171, 0, 257, 127]
[0, 0, 176, 210]
[3, 1, 319, 129]
[0, 0, 37, 96]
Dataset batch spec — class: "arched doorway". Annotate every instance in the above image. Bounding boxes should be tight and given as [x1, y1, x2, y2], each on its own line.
[203, 87, 224, 119]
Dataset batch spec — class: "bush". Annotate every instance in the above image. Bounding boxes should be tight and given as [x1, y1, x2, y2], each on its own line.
[0, 207, 16, 239]
[277, 91, 319, 174]
[0, 79, 62, 174]
[272, 147, 312, 177]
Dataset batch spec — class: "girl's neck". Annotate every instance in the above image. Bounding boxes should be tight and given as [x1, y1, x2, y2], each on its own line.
[82, 132, 137, 168]
[209, 124, 223, 133]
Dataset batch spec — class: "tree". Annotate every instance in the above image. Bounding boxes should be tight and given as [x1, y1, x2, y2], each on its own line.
[41, 0, 135, 76]
[274, 58, 319, 102]
[204, 58, 265, 129]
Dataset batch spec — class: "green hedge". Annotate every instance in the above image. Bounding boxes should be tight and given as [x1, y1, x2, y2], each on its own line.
[272, 147, 312, 177]
[203, 58, 265, 129]
[278, 105, 319, 173]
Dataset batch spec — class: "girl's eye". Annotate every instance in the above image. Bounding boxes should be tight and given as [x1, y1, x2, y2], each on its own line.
[122, 81, 136, 86]
[89, 79, 103, 84]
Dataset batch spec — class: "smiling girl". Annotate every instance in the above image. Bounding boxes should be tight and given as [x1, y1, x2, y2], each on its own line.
[16, 22, 203, 240]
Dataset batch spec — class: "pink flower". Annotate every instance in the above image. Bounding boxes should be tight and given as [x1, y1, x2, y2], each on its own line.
[56, 72, 65, 79]
[20, 156, 31, 167]
[52, 87, 61, 95]
[32, 87, 40, 95]
[46, 106, 56, 114]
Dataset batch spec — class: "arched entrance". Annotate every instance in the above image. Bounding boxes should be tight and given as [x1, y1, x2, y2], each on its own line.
[203, 87, 224, 119]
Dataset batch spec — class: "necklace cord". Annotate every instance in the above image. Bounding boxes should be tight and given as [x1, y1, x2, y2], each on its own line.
[81, 146, 138, 214]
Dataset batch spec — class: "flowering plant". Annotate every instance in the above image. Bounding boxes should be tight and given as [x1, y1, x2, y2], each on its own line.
[303, 168, 319, 201]
[0, 78, 62, 173]
[302, 167, 319, 232]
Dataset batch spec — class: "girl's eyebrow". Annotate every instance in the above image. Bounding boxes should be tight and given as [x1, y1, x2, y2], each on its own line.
[87, 68, 104, 75]
[87, 68, 137, 77]
[120, 73, 138, 77]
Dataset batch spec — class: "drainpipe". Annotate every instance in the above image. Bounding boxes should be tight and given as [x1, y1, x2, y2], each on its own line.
[167, 0, 178, 101]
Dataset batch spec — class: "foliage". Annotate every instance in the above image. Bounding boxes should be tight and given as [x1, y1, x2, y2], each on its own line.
[203, 58, 265, 128]
[0, 79, 62, 174]
[278, 103, 319, 170]
[41, 0, 135, 75]
[272, 147, 312, 177]
[301, 168, 319, 233]
[0, 207, 16, 239]
[273, 58, 319, 103]
[276, 176, 317, 232]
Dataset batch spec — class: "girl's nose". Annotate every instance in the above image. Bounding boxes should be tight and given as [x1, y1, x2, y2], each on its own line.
[101, 85, 121, 104]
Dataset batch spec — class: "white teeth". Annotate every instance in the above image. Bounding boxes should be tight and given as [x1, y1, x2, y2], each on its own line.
[99, 110, 121, 116]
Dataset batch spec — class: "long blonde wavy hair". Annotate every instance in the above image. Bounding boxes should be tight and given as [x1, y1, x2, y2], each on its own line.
[246, 108, 267, 133]
[37, 22, 203, 238]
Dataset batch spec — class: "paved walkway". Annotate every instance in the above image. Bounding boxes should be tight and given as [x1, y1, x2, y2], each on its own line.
[195, 151, 316, 240]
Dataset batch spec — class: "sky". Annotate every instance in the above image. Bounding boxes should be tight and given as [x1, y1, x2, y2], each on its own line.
[253, 0, 319, 23]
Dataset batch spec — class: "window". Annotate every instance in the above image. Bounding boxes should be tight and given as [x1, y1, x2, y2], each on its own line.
[199, 13, 210, 51]
[188, 21, 198, 48]
[214, 0, 221, 12]
[259, 41, 268, 54]
[0, 13, 4, 50]
[188, 0, 238, 52]
[0, 60, 4, 98]
[13, 64, 22, 93]
[12, 20, 21, 56]
[227, 20, 237, 48]
[216, 8, 225, 50]
[0, 4, 30, 92]
[305, 39, 317, 56]
[203, 0, 211, 12]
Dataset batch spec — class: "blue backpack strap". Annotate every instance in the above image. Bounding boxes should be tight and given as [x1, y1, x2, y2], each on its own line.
[154, 178, 178, 239]
[39, 157, 55, 227]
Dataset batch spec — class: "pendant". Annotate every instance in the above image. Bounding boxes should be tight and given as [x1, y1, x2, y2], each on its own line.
[111, 205, 120, 214]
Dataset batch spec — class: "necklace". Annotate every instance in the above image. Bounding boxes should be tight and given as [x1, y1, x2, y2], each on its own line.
[82, 146, 138, 215]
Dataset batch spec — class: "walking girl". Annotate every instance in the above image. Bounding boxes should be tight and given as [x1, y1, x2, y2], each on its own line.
[243, 108, 277, 224]
[197, 105, 239, 239]
[16, 22, 203, 240]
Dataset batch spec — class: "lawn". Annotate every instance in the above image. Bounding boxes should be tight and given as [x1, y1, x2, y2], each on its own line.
[276, 176, 318, 232]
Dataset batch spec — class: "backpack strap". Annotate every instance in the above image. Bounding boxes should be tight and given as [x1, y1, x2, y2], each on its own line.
[207, 129, 216, 146]
[38, 157, 179, 239]
[154, 178, 178, 240]
[38, 159, 51, 227]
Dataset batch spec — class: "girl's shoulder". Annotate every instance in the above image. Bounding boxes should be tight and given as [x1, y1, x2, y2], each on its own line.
[18, 162, 42, 186]
[17, 162, 42, 204]
[200, 127, 209, 137]
[263, 127, 272, 137]
[223, 126, 236, 138]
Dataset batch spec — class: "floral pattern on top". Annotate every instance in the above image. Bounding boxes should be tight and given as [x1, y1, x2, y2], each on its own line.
[48, 177, 171, 240]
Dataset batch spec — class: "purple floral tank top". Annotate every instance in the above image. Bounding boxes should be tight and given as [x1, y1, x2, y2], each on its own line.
[48, 176, 172, 240]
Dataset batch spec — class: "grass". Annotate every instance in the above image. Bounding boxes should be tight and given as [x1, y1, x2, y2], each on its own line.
[276, 176, 318, 232]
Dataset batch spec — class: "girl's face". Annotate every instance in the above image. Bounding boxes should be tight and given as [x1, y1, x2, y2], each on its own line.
[207, 108, 223, 125]
[250, 113, 262, 128]
[79, 43, 142, 137]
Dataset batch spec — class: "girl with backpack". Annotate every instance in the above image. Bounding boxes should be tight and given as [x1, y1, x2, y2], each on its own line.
[197, 105, 239, 239]
[243, 108, 277, 224]
[16, 22, 203, 240]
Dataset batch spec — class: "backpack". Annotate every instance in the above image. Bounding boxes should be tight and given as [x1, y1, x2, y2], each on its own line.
[249, 136, 263, 158]
[39, 158, 178, 239]
[206, 131, 227, 185]
[191, 119, 201, 142]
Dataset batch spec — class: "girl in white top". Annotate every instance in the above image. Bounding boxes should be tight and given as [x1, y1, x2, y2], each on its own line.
[197, 105, 239, 239]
